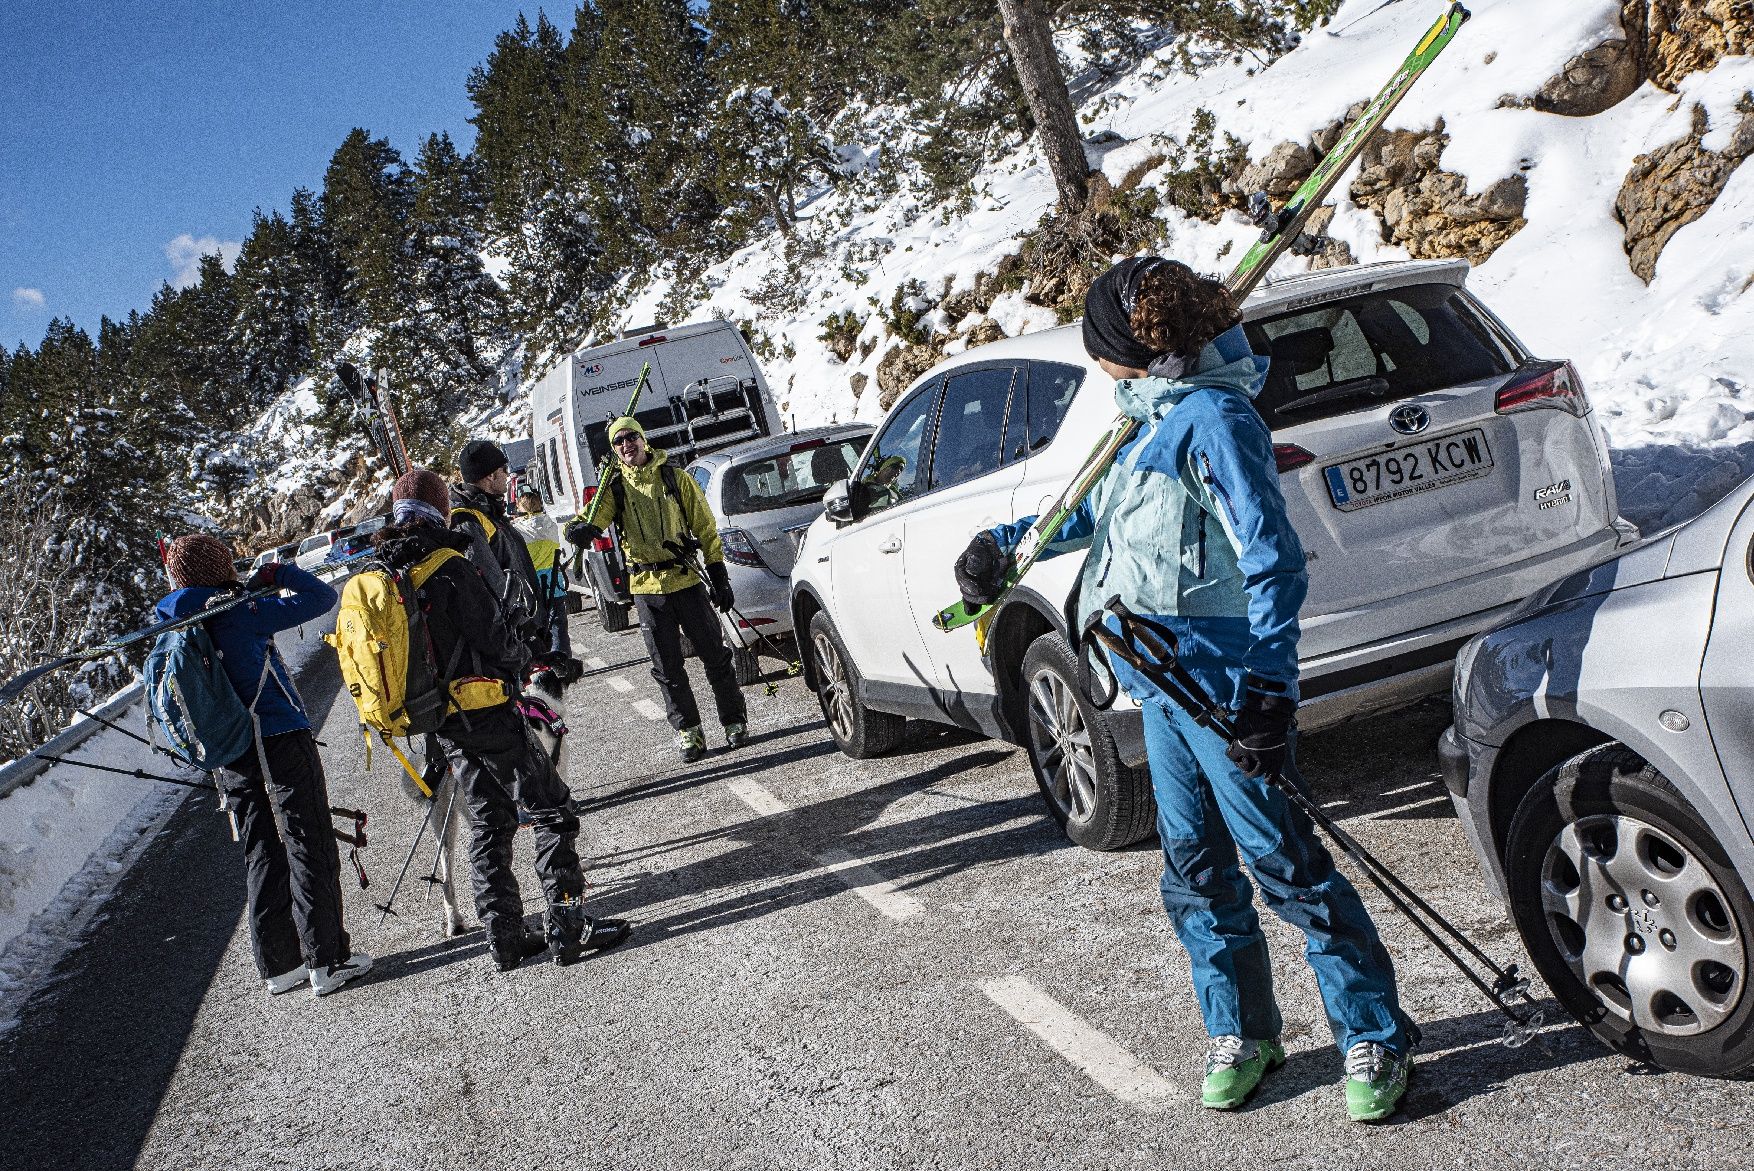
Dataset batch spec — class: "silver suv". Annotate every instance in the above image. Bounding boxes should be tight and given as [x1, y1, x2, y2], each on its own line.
[791, 260, 1632, 850]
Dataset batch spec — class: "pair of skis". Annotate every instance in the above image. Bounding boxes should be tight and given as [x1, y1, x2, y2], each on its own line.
[336, 362, 412, 478]
[574, 362, 652, 531]
[931, 1, 1470, 636]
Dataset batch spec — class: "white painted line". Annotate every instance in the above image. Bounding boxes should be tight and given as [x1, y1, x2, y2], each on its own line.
[725, 780, 925, 921]
[607, 677, 636, 694]
[813, 847, 925, 921]
[980, 976, 1181, 1111]
[726, 777, 790, 817]
[632, 698, 666, 721]
[585, 656, 608, 670]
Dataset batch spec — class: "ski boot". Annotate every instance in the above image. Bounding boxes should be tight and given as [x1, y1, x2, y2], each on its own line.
[723, 722, 748, 749]
[1201, 1035, 1285, 1109]
[547, 900, 632, 965]
[1344, 1041, 1413, 1122]
[678, 726, 706, 763]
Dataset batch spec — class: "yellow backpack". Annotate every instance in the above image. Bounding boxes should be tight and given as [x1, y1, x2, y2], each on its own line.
[324, 547, 464, 739]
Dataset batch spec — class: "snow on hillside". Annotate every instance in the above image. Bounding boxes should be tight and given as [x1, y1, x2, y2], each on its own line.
[618, 0, 1754, 535]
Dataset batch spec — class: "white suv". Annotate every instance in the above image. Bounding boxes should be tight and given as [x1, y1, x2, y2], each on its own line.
[790, 259, 1635, 850]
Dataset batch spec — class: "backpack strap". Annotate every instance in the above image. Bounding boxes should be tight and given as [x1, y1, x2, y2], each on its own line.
[450, 505, 497, 543]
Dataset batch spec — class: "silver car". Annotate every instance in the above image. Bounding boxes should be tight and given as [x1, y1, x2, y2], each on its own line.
[685, 424, 873, 682]
[1442, 473, 1754, 1077]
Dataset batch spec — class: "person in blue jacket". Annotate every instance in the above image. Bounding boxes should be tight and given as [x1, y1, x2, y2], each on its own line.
[157, 534, 371, 999]
[954, 257, 1417, 1121]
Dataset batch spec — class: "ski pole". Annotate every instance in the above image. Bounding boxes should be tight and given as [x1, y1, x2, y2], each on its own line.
[419, 777, 460, 894]
[73, 706, 157, 751]
[32, 753, 218, 792]
[1079, 599, 1546, 1047]
[668, 540, 801, 687]
[375, 783, 443, 925]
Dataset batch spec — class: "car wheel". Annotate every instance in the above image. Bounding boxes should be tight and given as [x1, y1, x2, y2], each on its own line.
[563, 591, 584, 615]
[596, 578, 632, 633]
[731, 644, 763, 687]
[808, 611, 905, 758]
[1019, 632, 1155, 851]
[1506, 744, 1754, 1076]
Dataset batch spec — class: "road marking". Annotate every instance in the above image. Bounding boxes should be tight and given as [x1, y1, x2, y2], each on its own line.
[979, 976, 1181, 1111]
[725, 779, 925, 921]
[632, 699, 666, 721]
[607, 677, 636, 694]
[585, 656, 607, 670]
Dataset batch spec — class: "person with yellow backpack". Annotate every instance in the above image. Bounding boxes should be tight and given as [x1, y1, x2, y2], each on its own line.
[337, 469, 629, 970]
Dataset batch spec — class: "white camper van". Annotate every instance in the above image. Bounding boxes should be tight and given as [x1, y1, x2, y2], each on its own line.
[527, 320, 782, 631]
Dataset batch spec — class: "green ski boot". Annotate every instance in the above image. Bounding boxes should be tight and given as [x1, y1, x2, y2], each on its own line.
[678, 726, 707, 763]
[1201, 1035, 1285, 1110]
[723, 722, 748, 749]
[1344, 1041, 1412, 1122]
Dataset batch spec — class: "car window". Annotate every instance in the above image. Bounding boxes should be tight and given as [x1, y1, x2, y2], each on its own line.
[298, 534, 328, 554]
[1244, 283, 1519, 429]
[721, 438, 869, 515]
[687, 466, 712, 494]
[1007, 362, 1085, 463]
[859, 383, 940, 515]
[928, 367, 1016, 490]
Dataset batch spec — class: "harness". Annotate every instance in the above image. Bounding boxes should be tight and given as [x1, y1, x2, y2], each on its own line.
[609, 462, 696, 573]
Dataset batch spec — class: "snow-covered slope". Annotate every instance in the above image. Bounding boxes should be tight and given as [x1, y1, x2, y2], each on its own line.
[620, 0, 1754, 534]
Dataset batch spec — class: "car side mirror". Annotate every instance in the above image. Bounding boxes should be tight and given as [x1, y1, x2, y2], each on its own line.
[822, 478, 868, 526]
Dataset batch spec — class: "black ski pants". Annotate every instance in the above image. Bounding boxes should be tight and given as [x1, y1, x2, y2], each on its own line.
[434, 702, 584, 948]
[221, 728, 352, 977]
[634, 582, 746, 732]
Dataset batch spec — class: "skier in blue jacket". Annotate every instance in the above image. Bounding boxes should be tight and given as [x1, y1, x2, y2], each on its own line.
[157, 534, 370, 998]
[954, 257, 1417, 1120]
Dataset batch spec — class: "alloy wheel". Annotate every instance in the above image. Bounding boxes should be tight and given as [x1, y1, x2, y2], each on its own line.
[813, 629, 856, 743]
[1026, 665, 1097, 823]
[1539, 813, 1747, 1036]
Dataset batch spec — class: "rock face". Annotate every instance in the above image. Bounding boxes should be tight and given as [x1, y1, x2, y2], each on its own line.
[1622, 0, 1753, 92]
[1527, 38, 1643, 116]
[1616, 102, 1754, 282]
[1349, 122, 1527, 265]
[964, 318, 1008, 348]
[876, 343, 943, 410]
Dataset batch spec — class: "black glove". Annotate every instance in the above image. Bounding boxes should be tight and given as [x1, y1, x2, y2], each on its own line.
[246, 563, 282, 591]
[953, 532, 1009, 607]
[565, 520, 602, 547]
[1224, 679, 1297, 780]
[704, 561, 735, 613]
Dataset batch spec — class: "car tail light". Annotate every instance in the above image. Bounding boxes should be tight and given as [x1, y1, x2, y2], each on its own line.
[1274, 444, 1315, 473]
[1495, 360, 1588, 417]
[637, 334, 667, 347]
[720, 528, 764, 568]
[788, 438, 826, 453]
[736, 616, 777, 629]
[593, 536, 614, 552]
[581, 485, 597, 507]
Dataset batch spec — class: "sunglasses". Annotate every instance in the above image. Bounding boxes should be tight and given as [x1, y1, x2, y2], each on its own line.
[611, 433, 643, 446]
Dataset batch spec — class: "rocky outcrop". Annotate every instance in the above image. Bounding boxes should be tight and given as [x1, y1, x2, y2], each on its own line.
[1349, 121, 1527, 265]
[1616, 102, 1754, 282]
[876, 342, 944, 410]
[1521, 38, 1643, 116]
[1622, 0, 1753, 92]
[964, 317, 1007, 348]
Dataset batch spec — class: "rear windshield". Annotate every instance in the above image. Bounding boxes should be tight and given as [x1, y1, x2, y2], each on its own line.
[1243, 283, 1522, 430]
[720, 437, 870, 515]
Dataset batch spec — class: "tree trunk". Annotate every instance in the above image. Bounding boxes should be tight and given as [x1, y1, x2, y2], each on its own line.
[997, 0, 1088, 214]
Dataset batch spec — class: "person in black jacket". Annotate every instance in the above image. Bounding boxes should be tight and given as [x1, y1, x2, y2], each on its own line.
[450, 439, 548, 666]
[378, 469, 629, 970]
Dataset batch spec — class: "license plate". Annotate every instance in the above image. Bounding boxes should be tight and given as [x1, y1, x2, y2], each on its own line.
[1323, 427, 1493, 512]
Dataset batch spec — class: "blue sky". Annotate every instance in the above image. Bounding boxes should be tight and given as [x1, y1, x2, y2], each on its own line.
[0, 1, 545, 353]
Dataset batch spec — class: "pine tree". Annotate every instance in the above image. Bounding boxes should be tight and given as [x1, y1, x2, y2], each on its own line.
[320, 129, 415, 339]
[231, 209, 316, 412]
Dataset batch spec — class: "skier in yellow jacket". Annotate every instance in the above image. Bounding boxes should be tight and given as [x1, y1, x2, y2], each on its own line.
[566, 417, 747, 762]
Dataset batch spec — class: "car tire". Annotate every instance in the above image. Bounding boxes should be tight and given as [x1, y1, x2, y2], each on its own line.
[731, 644, 763, 687]
[1505, 744, 1754, 1077]
[1019, 632, 1155, 851]
[808, 611, 905, 758]
[564, 591, 585, 615]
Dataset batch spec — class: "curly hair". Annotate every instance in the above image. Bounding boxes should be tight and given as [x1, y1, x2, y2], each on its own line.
[1129, 261, 1240, 362]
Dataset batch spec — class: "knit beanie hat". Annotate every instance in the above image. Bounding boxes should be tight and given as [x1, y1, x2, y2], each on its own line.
[392, 468, 452, 514]
[607, 416, 645, 442]
[458, 439, 509, 484]
[166, 534, 238, 589]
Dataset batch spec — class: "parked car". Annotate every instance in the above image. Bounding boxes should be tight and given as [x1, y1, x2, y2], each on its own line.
[295, 526, 355, 571]
[526, 318, 784, 633]
[1441, 472, 1754, 1078]
[685, 424, 874, 683]
[324, 514, 389, 564]
[249, 541, 299, 573]
[792, 258, 1635, 850]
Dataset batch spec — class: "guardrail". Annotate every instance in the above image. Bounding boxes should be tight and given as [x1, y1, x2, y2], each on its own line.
[0, 682, 145, 801]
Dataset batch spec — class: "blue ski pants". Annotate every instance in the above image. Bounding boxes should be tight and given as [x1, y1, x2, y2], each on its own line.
[1143, 697, 1415, 1054]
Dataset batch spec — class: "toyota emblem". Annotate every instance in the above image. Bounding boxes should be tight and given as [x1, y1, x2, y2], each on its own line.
[1388, 404, 1430, 435]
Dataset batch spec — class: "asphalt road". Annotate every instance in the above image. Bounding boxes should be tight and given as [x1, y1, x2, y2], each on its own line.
[1, 604, 1750, 1171]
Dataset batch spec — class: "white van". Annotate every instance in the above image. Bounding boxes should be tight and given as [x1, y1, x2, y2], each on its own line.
[526, 320, 783, 630]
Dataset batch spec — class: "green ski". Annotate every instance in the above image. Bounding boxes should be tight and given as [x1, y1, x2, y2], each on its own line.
[931, 1, 1470, 636]
[575, 361, 653, 530]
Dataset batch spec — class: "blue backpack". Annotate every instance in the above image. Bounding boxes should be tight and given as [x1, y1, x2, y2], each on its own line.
[144, 621, 255, 771]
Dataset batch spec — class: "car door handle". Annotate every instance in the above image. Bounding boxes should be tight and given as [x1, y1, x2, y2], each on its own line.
[878, 535, 902, 554]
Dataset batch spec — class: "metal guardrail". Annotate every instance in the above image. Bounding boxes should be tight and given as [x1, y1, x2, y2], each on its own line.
[0, 682, 145, 801]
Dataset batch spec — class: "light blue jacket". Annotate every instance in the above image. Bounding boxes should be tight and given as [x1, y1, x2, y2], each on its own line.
[988, 325, 1307, 706]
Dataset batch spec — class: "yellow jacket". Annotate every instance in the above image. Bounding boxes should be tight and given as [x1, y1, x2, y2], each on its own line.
[584, 448, 725, 596]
